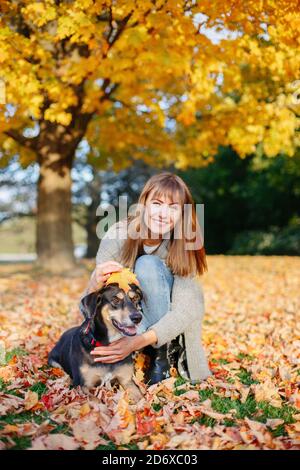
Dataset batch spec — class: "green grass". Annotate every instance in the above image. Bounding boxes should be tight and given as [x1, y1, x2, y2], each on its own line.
[222, 419, 237, 427]
[192, 388, 297, 436]
[256, 401, 296, 424]
[0, 377, 49, 399]
[173, 376, 189, 395]
[0, 410, 73, 450]
[96, 440, 117, 450]
[29, 381, 48, 399]
[174, 388, 188, 396]
[0, 436, 32, 450]
[0, 378, 23, 397]
[236, 353, 256, 361]
[4, 347, 29, 364]
[0, 410, 49, 427]
[196, 415, 217, 427]
[152, 403, 162, 412]
[0, 378, 12, 393]
[119, 442, 140, 450]
[48, 423, 73, 435]
[210, 358, 231, 365]
[198, 388, 214, 401]
[236, 368, 259, 386]
[174, 376, 187, 387]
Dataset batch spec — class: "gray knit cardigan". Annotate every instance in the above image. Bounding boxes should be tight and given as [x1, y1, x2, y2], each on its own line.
[79, 219, 212, 383]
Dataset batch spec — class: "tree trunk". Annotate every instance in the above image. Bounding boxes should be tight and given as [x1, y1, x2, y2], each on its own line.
[36, 140, 75, 272]
[86, 203, 101, 258]
[85, 169, 102, 258]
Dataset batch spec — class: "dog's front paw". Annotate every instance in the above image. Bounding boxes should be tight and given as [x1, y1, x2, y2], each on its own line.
[81, 385, 90, 395]
[126, 383, 143, 404]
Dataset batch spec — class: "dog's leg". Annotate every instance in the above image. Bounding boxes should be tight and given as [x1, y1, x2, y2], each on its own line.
[48, 346, 63, 369]
[122, 379, 143, 404]
[114, 364, 143, 403]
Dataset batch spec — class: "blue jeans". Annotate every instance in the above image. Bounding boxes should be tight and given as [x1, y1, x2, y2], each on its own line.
[133, 255, 174, 335]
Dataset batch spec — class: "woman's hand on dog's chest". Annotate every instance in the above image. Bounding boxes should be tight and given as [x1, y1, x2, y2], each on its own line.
[90, 336, 137, 363]
[90, 330, 158, 363]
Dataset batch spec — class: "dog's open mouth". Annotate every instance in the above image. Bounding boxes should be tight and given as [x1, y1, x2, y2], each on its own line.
[112, 319, 137, 336]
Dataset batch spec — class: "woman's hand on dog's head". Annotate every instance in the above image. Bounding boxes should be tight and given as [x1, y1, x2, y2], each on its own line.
[93, 261, 123, 287]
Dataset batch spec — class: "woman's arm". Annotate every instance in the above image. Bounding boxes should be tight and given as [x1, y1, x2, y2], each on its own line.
[91, 329, 158, 363]
[133, 329, 158, 349]
[90, 276, 204, 364]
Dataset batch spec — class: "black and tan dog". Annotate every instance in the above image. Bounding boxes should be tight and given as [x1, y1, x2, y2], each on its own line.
[48, 282, 144, 402]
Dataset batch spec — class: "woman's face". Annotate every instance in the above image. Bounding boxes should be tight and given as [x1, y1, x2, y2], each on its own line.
[144, 190, 182, 238]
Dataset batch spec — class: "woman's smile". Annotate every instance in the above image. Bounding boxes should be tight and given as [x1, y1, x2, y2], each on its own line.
[152, 218, 169, 225]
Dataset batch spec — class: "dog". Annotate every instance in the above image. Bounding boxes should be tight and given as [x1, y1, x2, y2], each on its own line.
[48, 281, 144, 402]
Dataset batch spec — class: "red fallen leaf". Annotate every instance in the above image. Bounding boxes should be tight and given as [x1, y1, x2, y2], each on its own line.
[136, 411, 156, 435]
[49, 367, 65, 377]
[41, 394, 55, 410]
[213, 369, 229, 379]
[36, 377, 48, 384]
[208, 361, 216, 369]
[22, 380, 32, 388]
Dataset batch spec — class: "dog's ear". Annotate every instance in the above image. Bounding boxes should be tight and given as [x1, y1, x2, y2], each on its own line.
[129, 283, 143, 301]
[79, 290, 103, 320]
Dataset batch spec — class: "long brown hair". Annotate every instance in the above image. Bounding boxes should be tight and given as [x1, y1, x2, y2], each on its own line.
[119, 172, 208, 277]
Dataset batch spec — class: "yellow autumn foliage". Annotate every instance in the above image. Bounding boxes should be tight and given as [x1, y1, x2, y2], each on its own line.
[0, 0, 299, 168]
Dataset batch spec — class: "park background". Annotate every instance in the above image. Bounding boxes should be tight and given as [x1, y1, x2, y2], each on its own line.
[0, 0, 299, 451]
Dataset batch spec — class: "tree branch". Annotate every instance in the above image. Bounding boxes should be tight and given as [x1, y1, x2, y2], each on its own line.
[4, 129, 38, 150]
[0, 211, 35, 225]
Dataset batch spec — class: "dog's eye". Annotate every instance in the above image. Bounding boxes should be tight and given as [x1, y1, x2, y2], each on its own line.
[132, 295, 141, 303]
[112, 297, 122, 305]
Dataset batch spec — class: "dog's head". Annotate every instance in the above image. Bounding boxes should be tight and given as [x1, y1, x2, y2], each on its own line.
[79, 282, 143, 337]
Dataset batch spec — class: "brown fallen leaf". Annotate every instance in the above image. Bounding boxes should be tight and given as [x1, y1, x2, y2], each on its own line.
[24, 390, 39, 411]
[30, 434, 80, 450]
[71, 416, 103, 450]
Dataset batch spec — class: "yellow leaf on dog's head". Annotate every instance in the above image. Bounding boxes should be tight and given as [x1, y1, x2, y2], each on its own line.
[105, 267, 140, 293]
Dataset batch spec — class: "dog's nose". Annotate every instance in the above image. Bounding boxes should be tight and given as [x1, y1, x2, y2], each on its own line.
[129, 312, 142, 324]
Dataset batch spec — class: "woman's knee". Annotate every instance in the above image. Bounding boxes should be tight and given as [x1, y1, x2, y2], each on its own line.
[134, 254, 162, 275]
[134, 254, 173, 289]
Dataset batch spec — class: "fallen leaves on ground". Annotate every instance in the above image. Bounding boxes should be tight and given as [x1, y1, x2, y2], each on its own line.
[0, 256, 299, 450]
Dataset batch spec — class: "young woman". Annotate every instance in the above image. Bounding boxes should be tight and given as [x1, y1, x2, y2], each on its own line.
[80, 172, 212, 385]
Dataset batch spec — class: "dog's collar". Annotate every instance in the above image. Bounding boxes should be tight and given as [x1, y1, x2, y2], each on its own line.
[82, 319, 107, 348]
[90, 337, 104, 347]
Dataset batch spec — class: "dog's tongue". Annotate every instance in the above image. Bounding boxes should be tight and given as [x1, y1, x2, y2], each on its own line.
[123, 325, 137, 335]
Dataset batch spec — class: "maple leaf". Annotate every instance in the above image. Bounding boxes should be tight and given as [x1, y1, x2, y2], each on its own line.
[24, 390, 39, 411]
[30, 434, 80, 450]
[105, 267, 140, 293]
